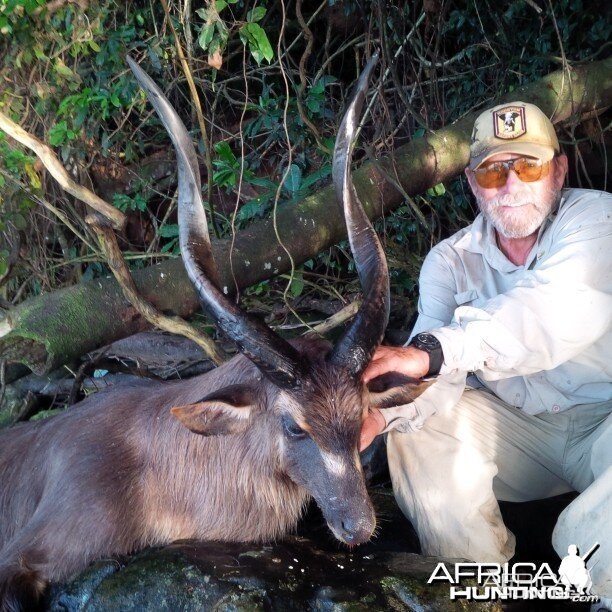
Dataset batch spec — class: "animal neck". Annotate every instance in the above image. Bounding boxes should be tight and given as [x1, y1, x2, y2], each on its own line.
[141, 410, 309, 544]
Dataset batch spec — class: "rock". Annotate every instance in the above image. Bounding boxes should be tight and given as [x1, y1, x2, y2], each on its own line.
[46, 489, 581, 611]
[47, 490, 498, 612]
[48, 539, 498, 612]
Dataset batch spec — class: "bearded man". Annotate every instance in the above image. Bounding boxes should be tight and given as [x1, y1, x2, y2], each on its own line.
[361, 102, 612, 606]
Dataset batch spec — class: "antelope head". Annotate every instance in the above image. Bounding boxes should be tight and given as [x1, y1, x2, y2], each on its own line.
[128, 53, 423, 545]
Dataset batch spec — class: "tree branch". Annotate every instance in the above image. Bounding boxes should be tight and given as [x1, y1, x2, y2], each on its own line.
[0, 111, 126, 230]
[88, 214, 227, 365]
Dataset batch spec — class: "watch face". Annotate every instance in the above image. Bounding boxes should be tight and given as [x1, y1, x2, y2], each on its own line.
[415, 333, 439, 350]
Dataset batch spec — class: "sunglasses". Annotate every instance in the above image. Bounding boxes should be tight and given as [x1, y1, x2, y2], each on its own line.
[473, 157, 551, 189]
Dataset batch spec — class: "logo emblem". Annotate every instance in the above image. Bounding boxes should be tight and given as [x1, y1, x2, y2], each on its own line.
[558, 543, 598, 595]
[493, 106, 526, 139]
[427, 542, 600, 603]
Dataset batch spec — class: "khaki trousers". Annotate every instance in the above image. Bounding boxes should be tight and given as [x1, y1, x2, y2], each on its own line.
[387, 388, 612, 598]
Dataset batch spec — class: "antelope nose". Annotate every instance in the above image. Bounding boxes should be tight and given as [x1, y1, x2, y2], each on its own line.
[339, 517, 374, 544]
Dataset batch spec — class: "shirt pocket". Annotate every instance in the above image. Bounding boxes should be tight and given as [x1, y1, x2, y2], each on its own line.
[454, 289, 479, 306]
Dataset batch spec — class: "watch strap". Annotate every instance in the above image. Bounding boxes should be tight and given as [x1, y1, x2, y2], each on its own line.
[409, 333, 443, 377]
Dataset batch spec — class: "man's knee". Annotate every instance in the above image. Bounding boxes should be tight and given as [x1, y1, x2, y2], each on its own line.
[590, 417, 612, 479]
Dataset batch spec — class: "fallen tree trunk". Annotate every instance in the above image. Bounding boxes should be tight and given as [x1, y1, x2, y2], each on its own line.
[1, 58, 610, 377]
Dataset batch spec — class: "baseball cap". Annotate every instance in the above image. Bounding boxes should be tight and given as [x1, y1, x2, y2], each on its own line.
[469, 101, 560, 169]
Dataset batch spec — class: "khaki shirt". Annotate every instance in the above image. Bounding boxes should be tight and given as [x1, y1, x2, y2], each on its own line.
[383, 188, 612, 432]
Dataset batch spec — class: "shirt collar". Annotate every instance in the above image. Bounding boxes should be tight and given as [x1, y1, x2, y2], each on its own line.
[454, 213, 486, 254]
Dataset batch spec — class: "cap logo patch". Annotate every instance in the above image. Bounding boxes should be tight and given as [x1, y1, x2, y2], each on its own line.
[493, 106, 526, 139]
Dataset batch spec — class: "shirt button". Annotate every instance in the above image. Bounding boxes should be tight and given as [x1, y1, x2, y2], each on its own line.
[552, 404, 560, 413]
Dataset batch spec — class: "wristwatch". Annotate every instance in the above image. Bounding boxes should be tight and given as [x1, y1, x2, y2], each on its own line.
[409, 332, 444, 377]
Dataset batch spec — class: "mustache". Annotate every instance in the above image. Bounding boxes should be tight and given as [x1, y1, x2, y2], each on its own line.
[480, 191, 535, 208]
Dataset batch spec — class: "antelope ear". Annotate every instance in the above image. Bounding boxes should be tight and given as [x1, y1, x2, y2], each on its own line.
[171, 383, 258, 436]
[367, 372, 434, 409]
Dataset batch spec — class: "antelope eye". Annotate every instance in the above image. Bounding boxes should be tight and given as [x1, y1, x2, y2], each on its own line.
[282, 415, 307, 439]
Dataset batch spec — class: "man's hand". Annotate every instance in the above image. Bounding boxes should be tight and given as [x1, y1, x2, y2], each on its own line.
[359, 345, 431, 451]
[362, 345, 430, 383]
[359, 408, 386, 452]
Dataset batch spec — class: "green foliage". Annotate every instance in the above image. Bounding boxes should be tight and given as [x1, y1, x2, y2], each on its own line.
[426, 183, 446, 198]
[112, 193, 148, 212]
[439, 0, 610, 118]
[212, 141, 243, 188]
[305, 76, 336, 118]
[0, 0, 607, 320]
[0, 133, 39, 284]
[48, 120, 77, 146]
[197, 0, 274, 66]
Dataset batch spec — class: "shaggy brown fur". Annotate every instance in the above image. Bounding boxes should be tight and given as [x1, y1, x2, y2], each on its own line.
[0, 337, 377, 611]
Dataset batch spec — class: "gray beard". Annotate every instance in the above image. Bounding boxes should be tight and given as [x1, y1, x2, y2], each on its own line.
[476, 188, 562, 239]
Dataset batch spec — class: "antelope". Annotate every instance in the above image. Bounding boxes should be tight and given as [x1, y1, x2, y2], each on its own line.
[0, 54, 426, 611]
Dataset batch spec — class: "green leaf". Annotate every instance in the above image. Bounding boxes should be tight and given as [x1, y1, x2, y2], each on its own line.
[23, 0, 41, 15]
[54, 60, 74, 79]
[33, 46, 48, 60]
[300, 164, 331, 190]
[306, 98, 321, 114]
[214, 141, 236, 164]
[247, 7, 266, 22]
[289, 272, 304, 298]
[215, 0, 227, 11]
[198, 23, 215, 50]
[110, 93, 121, 108]
[48, 121, 68, 146]
[426, 182, 446, 197]
[283, 164, 302, 194]
[112, 193, 148, 212]
[236, 200, 262, 222]
[215, 18, 229, 44]
[161, 238, 179, 254]
[89, 40, 101, 53]
[159, 224, 179, 237]
[0, 16, 13, 35]
[212, 168, 237, 187]
[318, 75, 337, 87]
[310, 81, 324, 95]
[12, 213, 27, 231]
[240, 23, 274, 65]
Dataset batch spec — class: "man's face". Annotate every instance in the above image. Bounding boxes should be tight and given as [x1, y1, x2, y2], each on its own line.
[466, 152, 568, 239]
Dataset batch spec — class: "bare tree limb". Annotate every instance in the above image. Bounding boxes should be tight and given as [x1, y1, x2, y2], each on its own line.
[0, 111, 126, 230]
[88, 214, 227, 365]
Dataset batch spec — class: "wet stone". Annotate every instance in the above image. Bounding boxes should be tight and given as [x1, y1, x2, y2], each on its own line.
[49, 540, 495, 612]
[47, 489, 499, 612]
[45, 485, 581, 611]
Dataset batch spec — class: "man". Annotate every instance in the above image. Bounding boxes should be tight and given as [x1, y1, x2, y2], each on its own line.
[361, 101, 612, 604]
